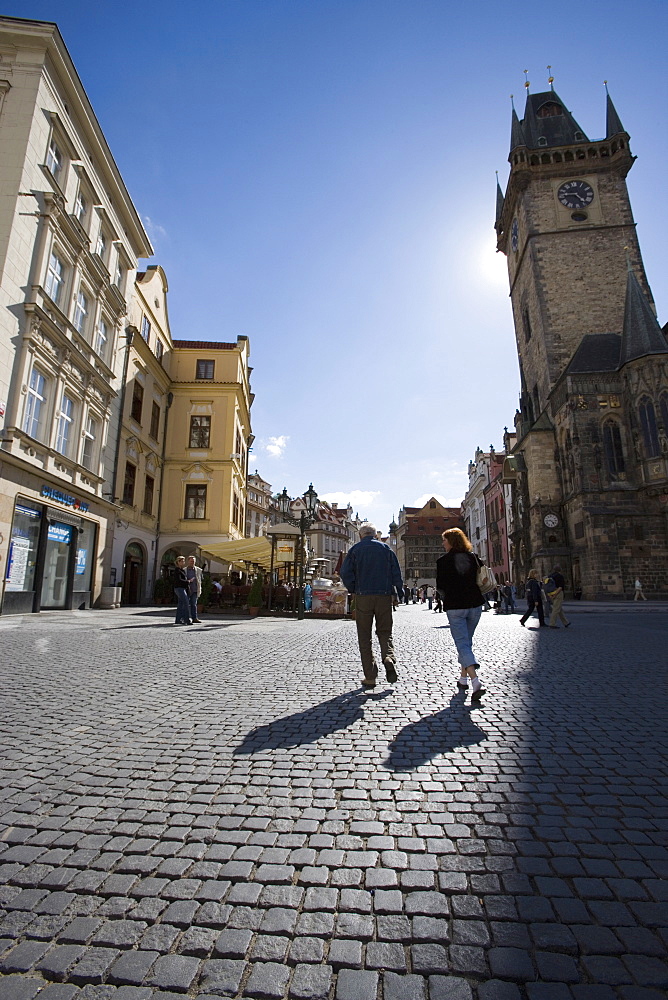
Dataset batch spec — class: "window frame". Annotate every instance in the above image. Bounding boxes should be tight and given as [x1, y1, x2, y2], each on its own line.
[603, 420, 625, 479]
[123, 461, 136, 505]
[149, 401, 161, 441]
[184, 484, 207, 520]
[130, 381, 144, 424]
[140, 315, 151, 344]
[196, 359, 215, 380]
[55, 393, 75, 456]
[189, 415, 211, 449]
[73, 287, 89, 336]
[46, 137, 63, 180]
[143, 474, 155, 515]
[94, 317, 109, 360]
[45, 250, 65, 305]
[24, 367, 47, 440]
[639, 397, 660, 458]
[81, 413, 98, 471]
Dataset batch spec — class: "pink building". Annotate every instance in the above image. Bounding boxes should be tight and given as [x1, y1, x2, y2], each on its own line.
[484, 449, 509, 585]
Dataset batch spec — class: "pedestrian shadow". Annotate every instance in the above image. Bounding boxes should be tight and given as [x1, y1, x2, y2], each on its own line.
[384, 693, 487, 771]
[234, 688, 392, 754]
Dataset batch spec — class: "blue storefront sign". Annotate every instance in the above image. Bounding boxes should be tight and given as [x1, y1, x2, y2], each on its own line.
[41, 485, 89, 513]
[47, 523, 73, 544]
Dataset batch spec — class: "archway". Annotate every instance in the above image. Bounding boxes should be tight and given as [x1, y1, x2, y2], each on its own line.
[122, 542, 145, 605]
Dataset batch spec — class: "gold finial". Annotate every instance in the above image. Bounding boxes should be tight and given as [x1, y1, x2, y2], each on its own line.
[547, 64, 554, 89]
[604, 79, 609, 94]
[623, 245, 633, 272]
[524, 69, 530, 91]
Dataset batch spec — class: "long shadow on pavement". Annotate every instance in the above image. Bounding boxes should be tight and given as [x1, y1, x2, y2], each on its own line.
[384, 691, 487, 771]
[234, 688, 392, 753]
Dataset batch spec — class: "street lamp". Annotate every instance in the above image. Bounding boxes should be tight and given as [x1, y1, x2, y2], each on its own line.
[276, 484, 320, 619]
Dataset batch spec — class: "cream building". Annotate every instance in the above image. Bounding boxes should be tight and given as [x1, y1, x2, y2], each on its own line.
[461, 448, 493, 563]
[156, 337, 252, 576]
[109, 267, 172, 603]
[246, 470, 272, 537]
[0, 17, 151, 615]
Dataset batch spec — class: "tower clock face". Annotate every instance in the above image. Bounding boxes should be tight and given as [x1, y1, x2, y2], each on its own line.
[511, 218, 519, 253]
[544, 513, 559, 528]
[557, 180, 594, 209]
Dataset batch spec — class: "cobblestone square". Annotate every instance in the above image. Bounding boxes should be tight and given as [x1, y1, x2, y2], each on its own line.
[1, 603, 667, 999]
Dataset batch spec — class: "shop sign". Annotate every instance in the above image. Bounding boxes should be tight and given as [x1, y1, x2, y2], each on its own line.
[6, 537, 30, 590]
[41, 485, 89, 513]
[277, 540, 296, 562]
[76, 548, 88, 575]
[48, 523, 73, 544]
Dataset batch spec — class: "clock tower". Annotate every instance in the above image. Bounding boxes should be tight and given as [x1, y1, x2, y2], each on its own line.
[495, 82, 668, 599]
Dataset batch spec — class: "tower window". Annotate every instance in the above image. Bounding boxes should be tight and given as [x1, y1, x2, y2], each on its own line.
[574, 131, 585, 141]
[537, 137, 548, 147]
[523, 307, 532, 343]
[639, 397, 660, 457]
[536, 102, 563, 118]
[603, 421, 625, 478]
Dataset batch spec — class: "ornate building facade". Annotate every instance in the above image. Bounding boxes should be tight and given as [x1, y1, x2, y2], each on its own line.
[496, 83, 668, 598]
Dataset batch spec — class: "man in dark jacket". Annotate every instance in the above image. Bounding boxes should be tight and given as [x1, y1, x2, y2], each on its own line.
[341, 523, 404, 688]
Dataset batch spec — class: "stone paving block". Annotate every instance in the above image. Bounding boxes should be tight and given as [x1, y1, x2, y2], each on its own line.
[382, 972, 427, 1000]
[477, 983, 522, 1000]
[38, 986, 81, 1000]
[335, 969, 378, 1000]
[303, 888, 337, 911]
[199, 958, 246, 996]
[411, 943, 449, 975]
[580, 956, 633, 985]
[295, 911, 334, 938]
[428, 977, 473, 1000]
[58, 917, 102, 944]
[176, 925, 217, 957]
[107, 949, 159, 985]
[621, 955, 668, 986]
[244, 960, 291, 998]
[138, 923, 180, 951]
[70, 946, 121, 985]
[406, 892, 449, 916]
[1, 938, 51, 972]
[161, 900, 200, 927]
[328, 938, 362, 969]
[149, 953, 201, 991]
[214, 928, 253, 958]
[535, 951, 581, 982]
[488, 947, 536, 982]
[365, 940, 407, 971]
[335, 912, 374, 939]
[0, 977, 44, 1000]
[288, 963, 332, 999]
[251, 934, 289, 962]
[526, 986, 573, 1000]
[36, 944, 87, 981]
[287, 936, 325, 965]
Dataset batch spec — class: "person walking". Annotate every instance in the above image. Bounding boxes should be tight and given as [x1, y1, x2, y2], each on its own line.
[435, 527, 486, 701]
[634, 578, 647, 601]
[341, 522, 404, 688]
[172, 556, 191, 626]
[520, 569, 547, 627]
[186, 555, 203, 623]
[503, 580, 515, 614]
[547, 564, 571, 629]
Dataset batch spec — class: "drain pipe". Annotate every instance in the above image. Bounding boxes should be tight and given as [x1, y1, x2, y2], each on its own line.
[108, 325, 136, 503]
[152, 389, 173, 590]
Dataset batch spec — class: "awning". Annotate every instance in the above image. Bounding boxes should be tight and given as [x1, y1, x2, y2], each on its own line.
[203, 536, 273, 569]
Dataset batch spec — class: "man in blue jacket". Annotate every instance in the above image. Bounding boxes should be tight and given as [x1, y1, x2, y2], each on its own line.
[341, 523, 404, 688]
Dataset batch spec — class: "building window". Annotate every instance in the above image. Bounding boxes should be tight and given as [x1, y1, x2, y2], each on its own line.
[143, 475, 154, 515]
[150, 401, 160, 440]
[130, 381, 144, 424]
[155, 339, 164, 362]
[45, 251, 64, 305]
[196, 359, 214, 380]
[55, 394, 74, 456]
[189, 415, 211, 448]
[73, 289, 89, 334]
[639, 397, 660, 458]
[603, 421, 625, 478]
[114, 259, 124, 290]
[141, 315, 151, 344]
[233, 491, 240, 528]
[660, 393, 668, 436]
[95, 231, 107, 261]
[123, 462, 136, 505]
[94, 318, 108, 359]
[74, 190, 87, 223]
[523, 307, 532, 342]
[81, 415, 97, 471]
[185, 484, 207, 519]
[24, 368, 47, 439]
[46, 138, 62, 179]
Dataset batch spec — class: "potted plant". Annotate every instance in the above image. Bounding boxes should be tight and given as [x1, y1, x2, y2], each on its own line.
[247, 573, 264, 616]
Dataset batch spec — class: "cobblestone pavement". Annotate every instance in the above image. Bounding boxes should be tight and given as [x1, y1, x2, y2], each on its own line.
[1, 603, 667, 1000]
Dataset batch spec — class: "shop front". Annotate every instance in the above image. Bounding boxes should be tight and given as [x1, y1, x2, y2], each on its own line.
[2, 486, 98, 615]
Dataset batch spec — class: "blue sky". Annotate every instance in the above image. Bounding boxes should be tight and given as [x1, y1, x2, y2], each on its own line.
[12, 0, 668, 530]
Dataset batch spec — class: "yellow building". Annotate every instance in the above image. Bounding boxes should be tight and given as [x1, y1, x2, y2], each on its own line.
[157, 337, 252, 577]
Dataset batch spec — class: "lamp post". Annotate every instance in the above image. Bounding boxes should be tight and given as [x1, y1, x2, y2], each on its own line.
[275, 484, 319, 620]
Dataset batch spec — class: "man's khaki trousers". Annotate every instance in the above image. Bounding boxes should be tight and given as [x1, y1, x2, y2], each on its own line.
[354, 594, 395, 680]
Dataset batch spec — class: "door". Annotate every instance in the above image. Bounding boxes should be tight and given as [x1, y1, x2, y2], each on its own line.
[41, 521, 74, 609]
[122, 542, 144, 604]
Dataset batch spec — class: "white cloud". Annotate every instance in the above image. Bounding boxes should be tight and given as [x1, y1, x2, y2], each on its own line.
[265, 435, 289, 458]
[320, 490, 380, 509]
[143, 216, 168, 242]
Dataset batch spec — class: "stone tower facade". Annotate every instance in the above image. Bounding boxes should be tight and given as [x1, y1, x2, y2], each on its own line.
[496, 84, 668, 599]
